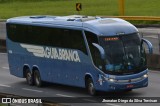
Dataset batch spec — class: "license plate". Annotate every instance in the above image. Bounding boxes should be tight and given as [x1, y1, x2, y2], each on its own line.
[127, 84, 134, 88]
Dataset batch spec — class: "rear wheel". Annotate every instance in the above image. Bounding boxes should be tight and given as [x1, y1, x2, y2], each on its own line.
[25, 70, 34, 85]
[86, 78, 96, 96]
[34, 70, 42, 87]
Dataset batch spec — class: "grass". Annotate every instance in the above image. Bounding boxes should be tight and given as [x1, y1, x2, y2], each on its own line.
[125, 0, 160, 16]
[0, 0, 119, 19]
[0, 104, 7, 106]
[0, 0, 160, 24]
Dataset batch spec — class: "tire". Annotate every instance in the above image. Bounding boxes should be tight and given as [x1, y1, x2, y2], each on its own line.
[86, 78, 96, 96]
[34, 70, 42, 87]
[25, 70, 34, 86]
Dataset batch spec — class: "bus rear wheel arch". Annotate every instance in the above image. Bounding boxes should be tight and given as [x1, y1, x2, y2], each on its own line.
[85, 76, 96, 96]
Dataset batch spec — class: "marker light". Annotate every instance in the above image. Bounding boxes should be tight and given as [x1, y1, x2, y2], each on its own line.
[143, 74, 148, 78]
[104, 37, 119, 41]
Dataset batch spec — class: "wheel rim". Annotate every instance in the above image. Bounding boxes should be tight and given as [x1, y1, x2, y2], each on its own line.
[88, 82, 95, 95]
[35, 72, 40, 86]
[26, 72, 32, 84]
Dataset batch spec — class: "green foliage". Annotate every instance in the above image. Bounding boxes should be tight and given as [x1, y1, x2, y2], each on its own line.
[0, 104, 7, 106]
[125, 0, 160, 16]
[0, 0, 117, 19]
[0, 0, 160, 24]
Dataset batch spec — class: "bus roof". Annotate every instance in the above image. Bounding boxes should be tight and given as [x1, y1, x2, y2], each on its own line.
[7, 15, 138, 36]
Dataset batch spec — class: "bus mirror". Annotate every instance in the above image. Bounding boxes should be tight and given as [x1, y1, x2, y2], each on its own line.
[141, 38, 153, 54]
[92, 43, 105, 59]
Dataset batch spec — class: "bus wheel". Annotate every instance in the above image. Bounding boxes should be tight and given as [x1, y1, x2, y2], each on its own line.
[25, 70, 34, 86]
[86, 78, 96, 96]
[34, 70, 42, 87]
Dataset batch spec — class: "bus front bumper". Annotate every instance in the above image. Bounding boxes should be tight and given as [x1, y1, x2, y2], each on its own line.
[106, 77, 148, 91]
[97, 70, 148, 92]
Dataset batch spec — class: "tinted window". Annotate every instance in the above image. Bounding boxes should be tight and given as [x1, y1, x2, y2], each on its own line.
[85, 31, 102, 69]
[7, 23, 87, 54]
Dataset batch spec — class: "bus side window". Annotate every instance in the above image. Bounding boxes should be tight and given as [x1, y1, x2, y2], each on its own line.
[7, 24, 88, 55]
[7, 24, 27, 43]
[70, 30, 87, 54]
[85, 31, 103, 69]
[49, 28, 87, 55]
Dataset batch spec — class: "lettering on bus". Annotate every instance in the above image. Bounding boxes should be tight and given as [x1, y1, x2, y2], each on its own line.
[20, 44, 81, 62]
[44, 47, 81, 62]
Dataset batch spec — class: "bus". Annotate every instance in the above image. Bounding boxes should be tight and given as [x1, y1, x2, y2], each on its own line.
[6, 15, 153, 95]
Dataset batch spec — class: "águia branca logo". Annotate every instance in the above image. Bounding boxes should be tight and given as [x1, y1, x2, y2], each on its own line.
[20, 44, 81, 62]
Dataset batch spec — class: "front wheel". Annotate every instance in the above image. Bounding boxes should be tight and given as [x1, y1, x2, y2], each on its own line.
[86, 78, 96, 96]
[34, 70, 42, 87]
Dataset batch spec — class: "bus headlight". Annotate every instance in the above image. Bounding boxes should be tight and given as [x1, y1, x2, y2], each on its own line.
[143, 74, 148, 78]
[109, 78, 115, 82]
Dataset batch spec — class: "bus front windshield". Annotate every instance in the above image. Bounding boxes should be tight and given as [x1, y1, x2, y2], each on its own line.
[99, 33, 147, 75]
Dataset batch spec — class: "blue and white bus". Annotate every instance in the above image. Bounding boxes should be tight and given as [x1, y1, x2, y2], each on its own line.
[6, 15, 153, 95]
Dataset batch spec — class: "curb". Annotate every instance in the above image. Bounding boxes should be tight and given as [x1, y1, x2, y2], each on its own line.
[0, 19, 6, 22]
[135, 24, 160, 28]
